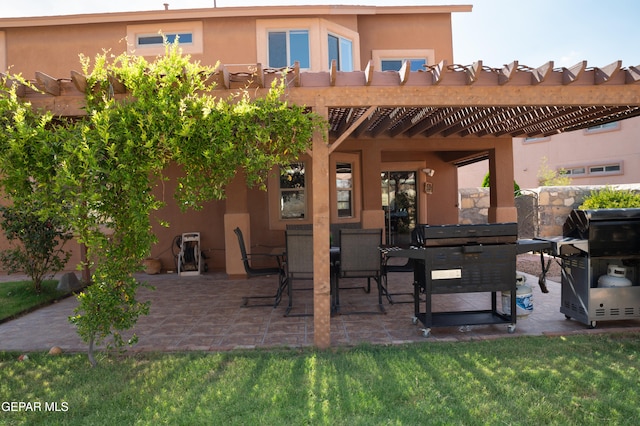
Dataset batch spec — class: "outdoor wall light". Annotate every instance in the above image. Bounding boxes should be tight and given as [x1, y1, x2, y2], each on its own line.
[422, 168, 435, 177]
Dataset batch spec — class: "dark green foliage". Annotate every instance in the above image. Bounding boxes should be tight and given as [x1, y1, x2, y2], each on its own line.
[481, 172, 521, 196]
[0, 202, 72, 293]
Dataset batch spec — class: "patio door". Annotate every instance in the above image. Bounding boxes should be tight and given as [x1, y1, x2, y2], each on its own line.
[381, 171, 417, 245]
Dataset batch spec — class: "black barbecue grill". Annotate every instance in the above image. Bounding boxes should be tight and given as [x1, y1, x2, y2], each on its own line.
[536, 208, 640, 328]
[386, 223, 519, 337]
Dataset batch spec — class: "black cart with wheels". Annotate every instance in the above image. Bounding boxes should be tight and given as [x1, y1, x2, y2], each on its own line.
[388, 223, 518, 337]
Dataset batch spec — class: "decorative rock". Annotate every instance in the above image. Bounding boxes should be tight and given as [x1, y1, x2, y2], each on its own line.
[48, 346, 63, 356]
[56, 272, 82, 293]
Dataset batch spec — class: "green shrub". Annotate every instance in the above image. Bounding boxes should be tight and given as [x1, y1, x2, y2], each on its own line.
[481, 173, 521, 196]
[579, 187, 640, 209]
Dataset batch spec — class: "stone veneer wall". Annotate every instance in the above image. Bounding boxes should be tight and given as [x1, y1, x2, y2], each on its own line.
[458, 184, 640, 237]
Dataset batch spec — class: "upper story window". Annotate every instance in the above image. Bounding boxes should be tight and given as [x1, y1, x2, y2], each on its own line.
[268, 30, 310, 69]
[373, 49, 435, 72]
[381, 59, 426, 72]
[127, 22, 203, 55]
[257, 18, 360, 72]
[137, 32, 193, 46]
[328, 34, 353, 71]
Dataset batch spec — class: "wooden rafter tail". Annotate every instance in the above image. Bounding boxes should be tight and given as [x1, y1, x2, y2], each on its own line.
[292, 61, 300, 87]
[364, 60, 374, 86]
[498, 61, 518, 85]
[625, 65, 640, 84]
[35, 71, 60, 96]
[594, 60, 622, 85]
[398, 60, 411, 86]
[107, 74, 127, 94]
[531, 61, 553, 85]
[330, 59, 337, 86]
[70, 70, 88, 93]
[466, 61, 482, 85]
[431, 60, 447, 85]
[255, 63, 264, 88]
[1, 72, 27, 97]
[562, 60, 587, 85]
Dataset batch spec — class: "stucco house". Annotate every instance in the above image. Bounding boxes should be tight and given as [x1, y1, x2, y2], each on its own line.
[2, 4, 639, 347]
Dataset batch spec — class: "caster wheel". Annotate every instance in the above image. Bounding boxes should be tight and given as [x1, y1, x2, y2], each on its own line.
[421, 328, 431, 338]
[589, 321, 597, 329]
[507, 324, 516, 334]
[411, 316, 418, 325]
[564, 315, 572, 320]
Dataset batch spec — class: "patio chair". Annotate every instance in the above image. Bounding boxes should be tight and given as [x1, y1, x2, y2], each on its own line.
[234, 227, 287, 308]
[380, 227, 423, 304]
[336, 228, 385, 314]
[284, 229, 314, 317]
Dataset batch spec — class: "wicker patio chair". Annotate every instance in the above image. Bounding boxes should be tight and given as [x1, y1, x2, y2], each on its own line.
[284, 229, 314, 317]
[234, 227, 287, 308]
[336, 228, 385, 314]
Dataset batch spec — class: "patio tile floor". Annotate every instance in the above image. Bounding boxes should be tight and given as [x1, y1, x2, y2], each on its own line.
[1, 268, 640, 354]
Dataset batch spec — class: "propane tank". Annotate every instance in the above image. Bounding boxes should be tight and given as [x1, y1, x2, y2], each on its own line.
[598, 264, 632, 288]
[502, 274, 533, 317]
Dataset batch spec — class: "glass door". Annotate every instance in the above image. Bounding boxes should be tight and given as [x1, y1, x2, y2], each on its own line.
[381, 171, 417, 245]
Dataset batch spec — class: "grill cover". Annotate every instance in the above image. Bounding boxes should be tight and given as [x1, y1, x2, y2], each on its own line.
[563, 208, 640, 257]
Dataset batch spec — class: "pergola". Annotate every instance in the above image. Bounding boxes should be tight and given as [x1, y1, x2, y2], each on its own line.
[13, 58, 640, 348]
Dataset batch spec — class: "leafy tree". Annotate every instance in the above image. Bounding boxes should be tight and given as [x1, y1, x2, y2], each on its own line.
[0, 43, 322, 366]
[537, 156, 571, 186]
[481, 172, 521, 196]
[0, 202, 72, 293]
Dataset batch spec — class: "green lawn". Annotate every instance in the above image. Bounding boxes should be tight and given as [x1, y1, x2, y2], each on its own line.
[1, 333, 639, 425]
[0, 280, 65, 322]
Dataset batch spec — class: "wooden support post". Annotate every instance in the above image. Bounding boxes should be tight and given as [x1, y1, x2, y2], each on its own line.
[312, 100, 331, 349]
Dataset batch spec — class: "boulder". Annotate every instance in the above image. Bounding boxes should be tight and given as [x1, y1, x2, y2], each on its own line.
[56, 272, 82, 293]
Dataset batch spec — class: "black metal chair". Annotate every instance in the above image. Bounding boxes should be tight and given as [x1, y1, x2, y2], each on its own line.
[284, 229, 314, 317]
[234, 227, 287, 308]
[380, 227, 423, 304]
[335, 228, 385, 314]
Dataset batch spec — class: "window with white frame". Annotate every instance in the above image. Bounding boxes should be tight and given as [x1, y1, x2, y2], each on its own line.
[127, 22, 203, 55]
[560, 162, 623, 178]
[381, 58, 426, 72]
[267, 30, 310, 69]
[257, 19, 360, 72]
[328, 33, 353, 71]
[373, 49, 435, 72]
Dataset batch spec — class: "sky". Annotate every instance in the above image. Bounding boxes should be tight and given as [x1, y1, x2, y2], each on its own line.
[0, 0, 638, 68]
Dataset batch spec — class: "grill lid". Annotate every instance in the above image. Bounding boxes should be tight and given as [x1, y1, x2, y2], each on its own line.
[563, 208, 640, 257]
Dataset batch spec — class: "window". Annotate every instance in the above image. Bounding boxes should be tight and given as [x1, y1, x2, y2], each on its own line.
[522, 136, 550, 144]
[127, 22, 203, 55]
[328, 34, 353, 71]
[257, 18, 360, 72]
[336, 162, 353, 217]
[137, 33, 193, 46]
[373, 49, 435, 72]
[381, 59, 426, 72]
[279, 162, 306, 219]
[584, 121, 620, 134]
[564, 167, 586, 176]
[268, 30, 310, 69]
[590, 164, 621, 174]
